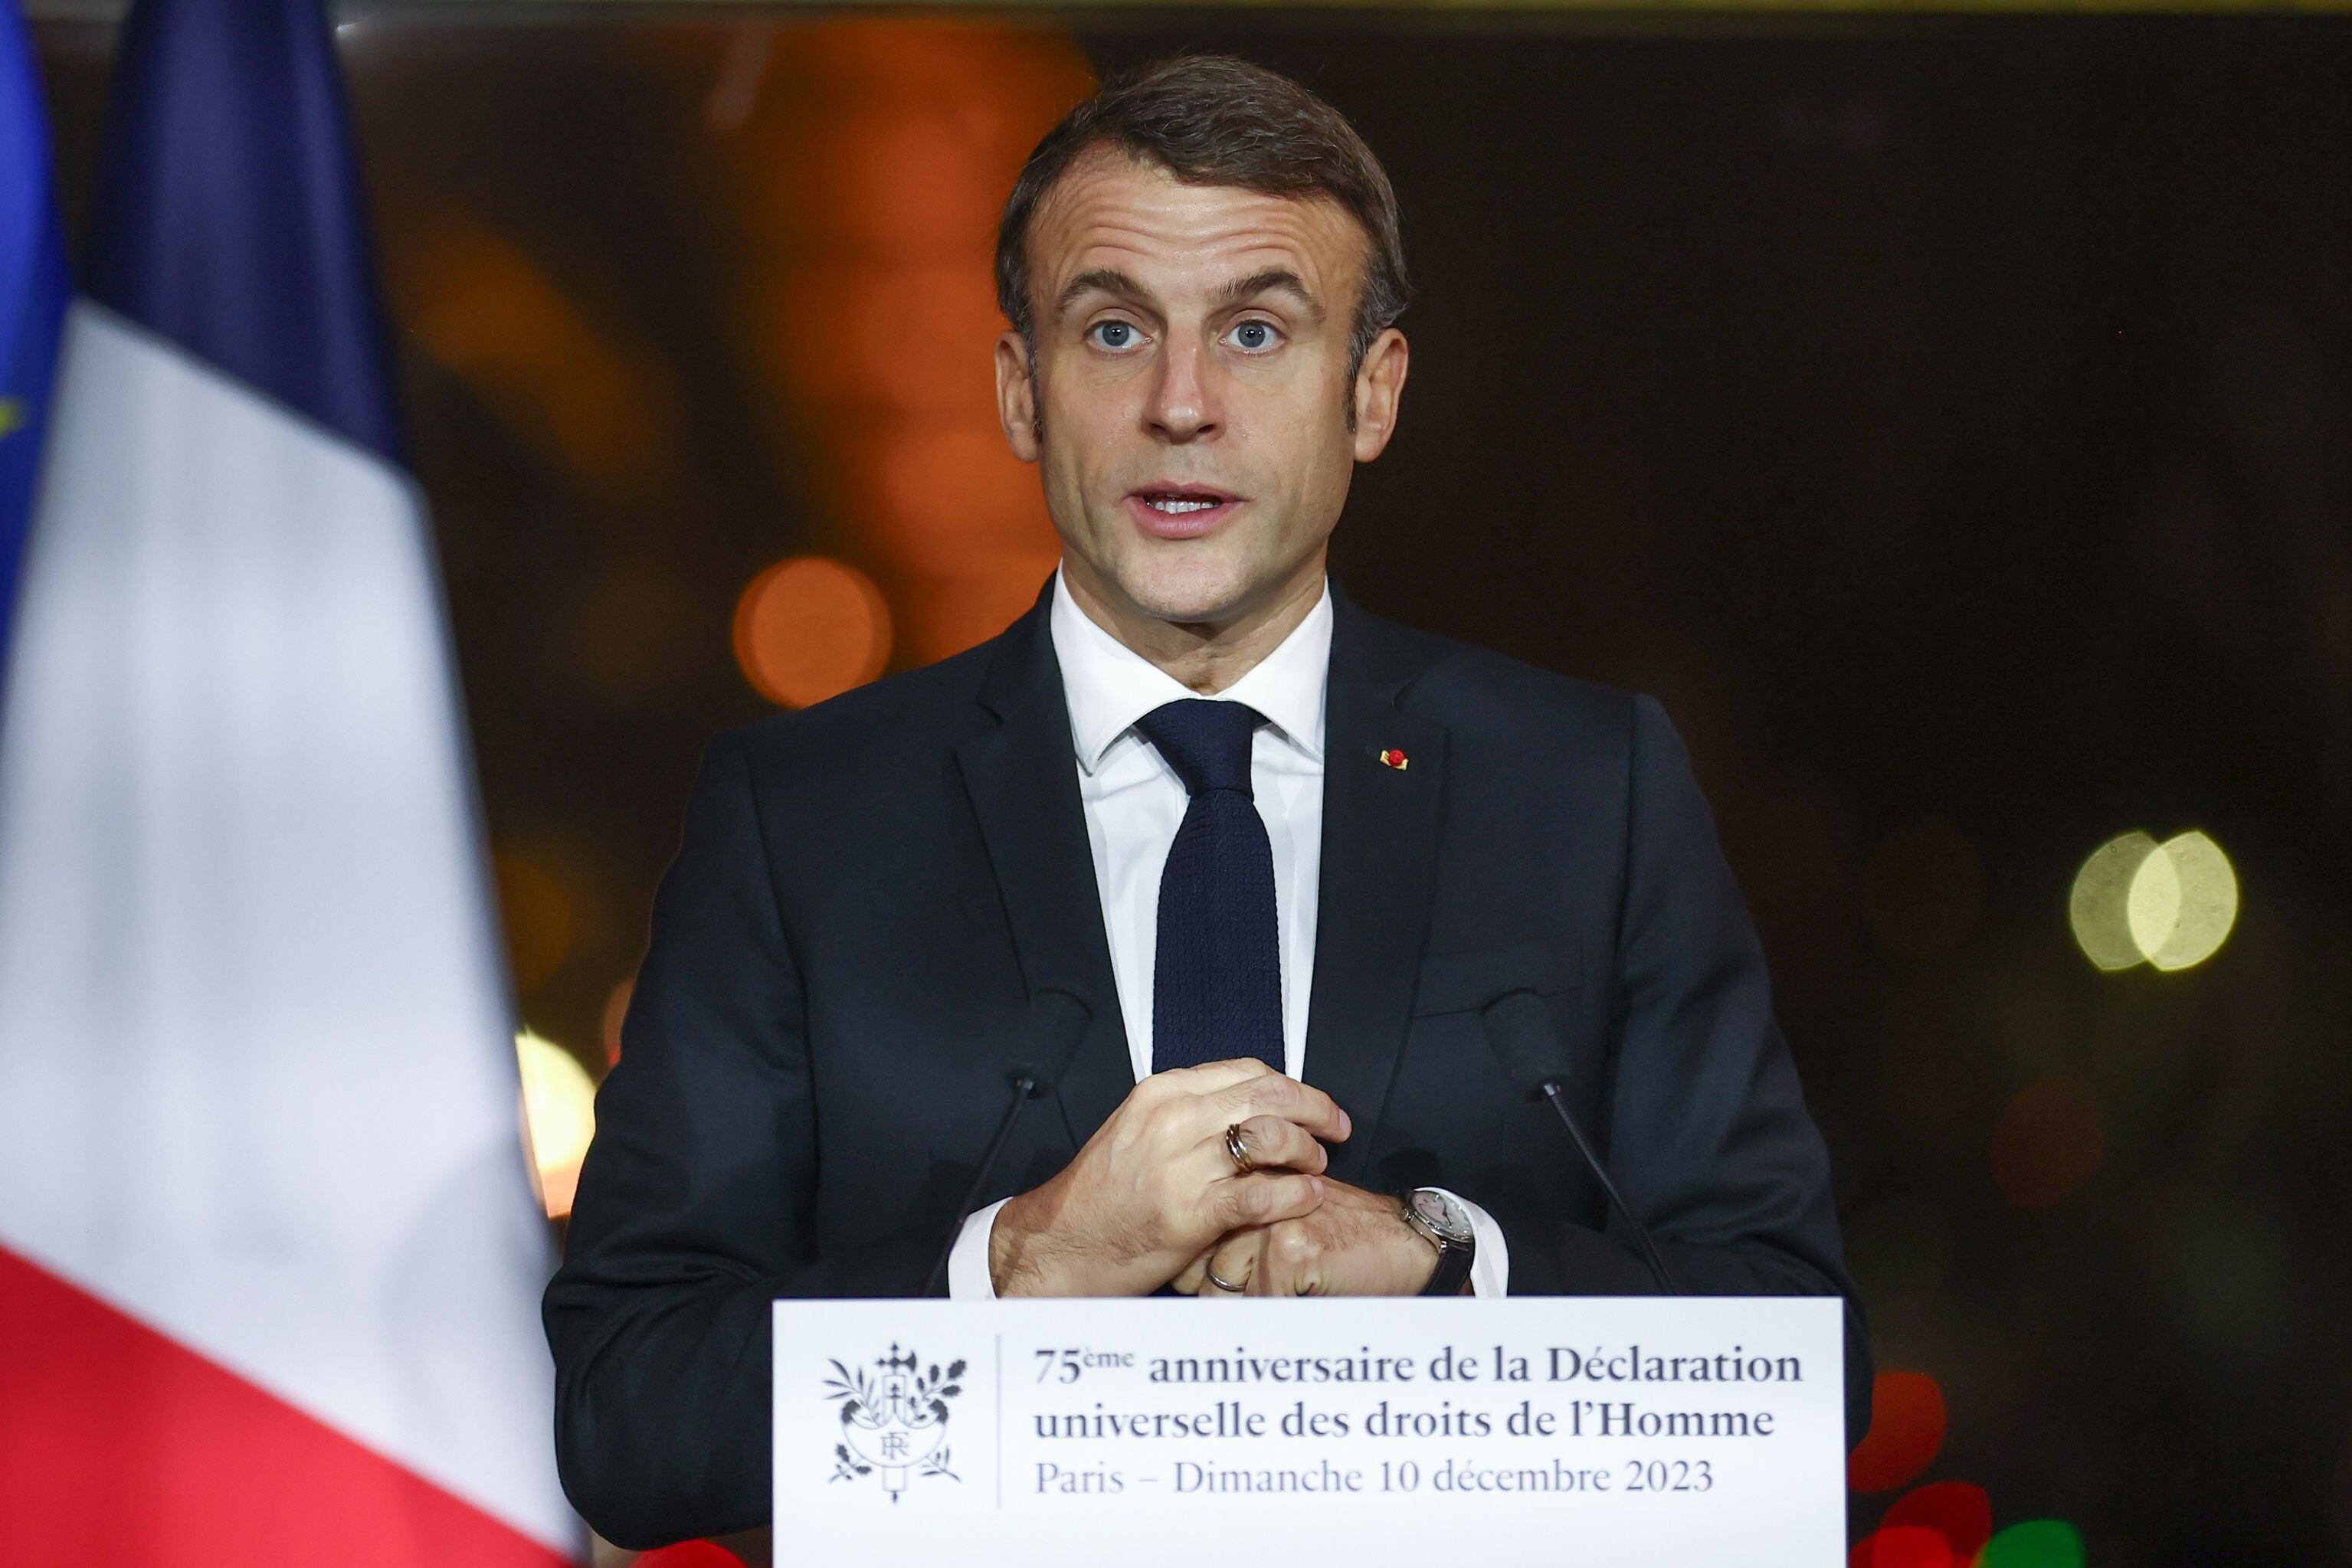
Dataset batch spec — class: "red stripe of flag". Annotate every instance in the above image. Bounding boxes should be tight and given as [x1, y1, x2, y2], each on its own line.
[0, 1244, 573, 1567]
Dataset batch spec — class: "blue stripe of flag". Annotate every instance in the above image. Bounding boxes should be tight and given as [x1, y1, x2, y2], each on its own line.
[0, 0, 67, 654]
[88, 0, 401, 463]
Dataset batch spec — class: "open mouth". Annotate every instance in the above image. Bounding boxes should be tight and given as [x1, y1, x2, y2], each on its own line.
[1126, 486, 1240, 537]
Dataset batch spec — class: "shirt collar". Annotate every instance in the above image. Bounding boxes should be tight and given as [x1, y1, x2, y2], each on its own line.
[1050, 565, 1331, 776]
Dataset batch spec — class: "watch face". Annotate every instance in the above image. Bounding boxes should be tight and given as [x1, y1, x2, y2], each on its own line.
[1409, 1189, 1473, 1247]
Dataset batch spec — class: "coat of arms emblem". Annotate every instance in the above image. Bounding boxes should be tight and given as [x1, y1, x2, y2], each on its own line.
[826, 1344, 964, 1501]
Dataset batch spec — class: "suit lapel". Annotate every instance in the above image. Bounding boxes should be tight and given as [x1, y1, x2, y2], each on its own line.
[1305, 591, 1448, 1187]
[955, 593, 1133, 1150]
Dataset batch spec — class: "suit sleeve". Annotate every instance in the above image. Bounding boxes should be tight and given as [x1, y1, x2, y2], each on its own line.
[542, 733, 939, 1550]
[1492, 696, 1874, 1443]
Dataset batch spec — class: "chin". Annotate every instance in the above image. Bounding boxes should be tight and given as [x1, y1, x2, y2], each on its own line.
[1112, 552, 1262, 627]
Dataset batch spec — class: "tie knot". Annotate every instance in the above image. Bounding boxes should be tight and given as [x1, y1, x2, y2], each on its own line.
[1135, 699, 1263, 797]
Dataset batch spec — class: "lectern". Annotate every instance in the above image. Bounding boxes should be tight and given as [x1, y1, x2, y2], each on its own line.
[771, 1295, 1843, 1565]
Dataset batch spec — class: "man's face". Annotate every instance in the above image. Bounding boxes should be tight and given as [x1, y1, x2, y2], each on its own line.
[994, 149, 1407, 630]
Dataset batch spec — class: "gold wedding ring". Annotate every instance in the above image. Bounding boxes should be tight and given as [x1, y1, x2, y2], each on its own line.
[1224, 1121, 1256, 1174]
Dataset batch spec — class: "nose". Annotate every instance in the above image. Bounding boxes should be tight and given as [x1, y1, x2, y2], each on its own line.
[1144, 332, 1220, 444]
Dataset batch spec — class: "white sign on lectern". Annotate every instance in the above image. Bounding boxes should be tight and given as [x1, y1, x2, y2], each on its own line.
[772, 1295, 1843, 1566]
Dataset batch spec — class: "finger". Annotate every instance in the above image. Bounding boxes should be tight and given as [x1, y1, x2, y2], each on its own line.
[1261, 1222, 1324, 1298]
[1248, 1227, 1287, 1296]
[1208, 1172, 1323, 1235]
[1151, 1059, 1277, 1097]
[1198, 1236, 1256, 1298]
[1217, 1075, 1351, 1144]
[1169, 1242, 1217, 1296]
[1210, 1115, 1328, 1177]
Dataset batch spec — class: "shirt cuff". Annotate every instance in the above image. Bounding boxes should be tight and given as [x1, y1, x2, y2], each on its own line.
[947, 1197, 1011, 1300]
[1425, 1187, 1510, 1298]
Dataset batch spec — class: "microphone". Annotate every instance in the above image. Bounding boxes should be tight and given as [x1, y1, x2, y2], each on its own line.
[922, 988, 1095, 1297]
[1479, 990, 1677, 1294]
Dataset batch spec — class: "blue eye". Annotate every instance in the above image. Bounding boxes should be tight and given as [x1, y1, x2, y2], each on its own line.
[1092, 321, 1137, 349]
[1229, 320, 1276, 351]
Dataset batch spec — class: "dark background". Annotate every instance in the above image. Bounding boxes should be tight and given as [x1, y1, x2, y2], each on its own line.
[38, 11, 2352, 1560]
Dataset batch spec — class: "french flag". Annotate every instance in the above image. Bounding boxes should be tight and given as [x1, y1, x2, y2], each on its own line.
[0, 0, 578, 1563]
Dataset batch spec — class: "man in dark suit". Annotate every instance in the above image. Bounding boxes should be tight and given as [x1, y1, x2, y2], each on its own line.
[546, 54, 1868, 1551]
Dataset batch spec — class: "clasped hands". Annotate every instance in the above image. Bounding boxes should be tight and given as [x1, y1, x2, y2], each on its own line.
[987, 1059, 1451, 1298]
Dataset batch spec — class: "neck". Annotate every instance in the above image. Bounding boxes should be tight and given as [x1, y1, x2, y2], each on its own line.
[1061, 553, 1327, 696]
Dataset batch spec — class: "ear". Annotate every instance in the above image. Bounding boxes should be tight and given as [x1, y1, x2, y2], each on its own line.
[995, 329, 1041, 463]
[1351, 326, 1409, 463]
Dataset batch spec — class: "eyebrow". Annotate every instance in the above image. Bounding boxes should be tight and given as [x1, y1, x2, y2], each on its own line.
[1056, 268, 1148, 315]
[1053, 266, 1327, 324]
[1214, 269, 1325, 324]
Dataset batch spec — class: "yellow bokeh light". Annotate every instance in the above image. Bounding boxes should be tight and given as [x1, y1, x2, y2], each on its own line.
[2069, 832, 2157, 971]
[2138, 831, 2238, 971]
[2069, 830, 2238, 973]
[516, 1027, 597, 1219]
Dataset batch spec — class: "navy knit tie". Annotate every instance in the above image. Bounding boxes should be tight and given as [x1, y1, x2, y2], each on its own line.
[1136, 699, 1282, 1074]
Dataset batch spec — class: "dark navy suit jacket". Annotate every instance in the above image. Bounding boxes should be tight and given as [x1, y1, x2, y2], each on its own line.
[545, 581, 1869, 1549]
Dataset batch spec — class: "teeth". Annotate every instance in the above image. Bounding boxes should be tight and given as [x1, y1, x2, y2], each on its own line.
[1146, 497, 1220, 514]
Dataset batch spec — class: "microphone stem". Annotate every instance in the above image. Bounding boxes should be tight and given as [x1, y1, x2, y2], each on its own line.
[922, 1073, 1038, 1298]
[1540, 1082, 1677, 1295]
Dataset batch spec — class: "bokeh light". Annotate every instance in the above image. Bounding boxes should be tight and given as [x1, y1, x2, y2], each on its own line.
[732, 555, 893, 709]
[2069, 828, 2238, 971]
[493, 850, 573, 994]
[516, 1028, 597, 1219]
[2133, 830, 2238, 970]
[1849, 1524, 1954, 1568]
[1990, 1077, 2105, 1209]
[2068, 831, 2156, 971]
[1849, 1370, 1948, 1493]
[1978, 1519, 2087, 1568]
[1885, 1479, 1993, 1563]
[731, 21, 1089, 669]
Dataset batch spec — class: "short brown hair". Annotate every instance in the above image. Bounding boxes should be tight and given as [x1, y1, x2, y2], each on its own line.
[995, 55, 1410, 385]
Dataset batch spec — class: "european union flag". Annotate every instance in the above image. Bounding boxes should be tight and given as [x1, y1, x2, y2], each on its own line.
[0, 0, 65, 649]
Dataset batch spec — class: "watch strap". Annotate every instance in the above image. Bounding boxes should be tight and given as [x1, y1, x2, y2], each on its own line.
[1421, 1235, 1473, 1295]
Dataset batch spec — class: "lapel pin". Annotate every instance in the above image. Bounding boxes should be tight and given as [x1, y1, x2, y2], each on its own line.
[1378, 748, 1410, 771]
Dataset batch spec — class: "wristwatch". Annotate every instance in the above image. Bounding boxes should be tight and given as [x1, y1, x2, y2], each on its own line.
[1397, 1187, 1476, 1296]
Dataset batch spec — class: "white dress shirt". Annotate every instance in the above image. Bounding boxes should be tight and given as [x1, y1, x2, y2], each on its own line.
[947, 569, 1508, 1298]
